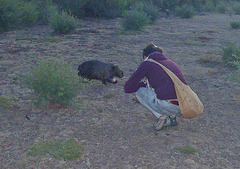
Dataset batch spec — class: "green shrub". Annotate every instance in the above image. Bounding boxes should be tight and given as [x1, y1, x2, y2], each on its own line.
[53, 0, 128, 19]
[135, 1, 159, 23]
[49, 10, 78, 34]
[176, 5, 194, 19]
[52, 0, 88, 18]
[23, 58, 83, 106]
[84, 0, 127, 18]
[27, 139, 84, 160]
[221, 43, 240, 69]
[104, 93, 116, 99]
[32, 0, 232, 20]
[0, 96, 12, 108]
[152, 0, 221, 14]
[122, 8, 150, 31]
[20, 1, 39, 27]
[152, 0, 180, 13]
[233, 5, 240, 15]
[0, 0, 39, 31]
[204, 0, 216, 12]
[228, 69, 240, 82]
[230, 21, 240, 29]
[176, 145, 197, 154]
[216, 2, 228, 14]
[230, 60, 240, 69]
[0, 0, 22, 31]
[33, 0, 55, 25]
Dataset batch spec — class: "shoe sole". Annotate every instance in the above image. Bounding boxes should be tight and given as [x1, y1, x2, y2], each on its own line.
[153, 121, 165, 131]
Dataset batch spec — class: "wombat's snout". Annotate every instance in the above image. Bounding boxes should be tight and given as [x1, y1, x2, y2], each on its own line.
[115, 70, 124, 78]
[112, 78, 117, 83]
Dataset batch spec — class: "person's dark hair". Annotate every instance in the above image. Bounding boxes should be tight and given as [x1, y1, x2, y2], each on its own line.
[143, 43, 163, 59]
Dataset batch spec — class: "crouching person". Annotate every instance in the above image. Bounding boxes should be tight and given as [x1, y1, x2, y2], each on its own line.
[124, 43, 188, 131]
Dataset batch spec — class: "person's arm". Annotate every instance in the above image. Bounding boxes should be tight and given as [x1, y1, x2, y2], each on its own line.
[124, 62, 147, 93]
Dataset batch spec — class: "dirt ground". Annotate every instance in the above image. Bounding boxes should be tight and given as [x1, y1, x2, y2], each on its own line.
[0, 13, 240, 169]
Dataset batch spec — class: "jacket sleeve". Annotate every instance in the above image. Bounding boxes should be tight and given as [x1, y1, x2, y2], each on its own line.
[124, 62, 147, 93]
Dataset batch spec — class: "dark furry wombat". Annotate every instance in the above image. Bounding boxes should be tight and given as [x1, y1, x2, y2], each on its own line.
[78, 60, 124, 84]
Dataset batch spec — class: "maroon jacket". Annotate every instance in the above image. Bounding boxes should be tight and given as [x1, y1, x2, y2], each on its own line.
[124, 52, 187, 100]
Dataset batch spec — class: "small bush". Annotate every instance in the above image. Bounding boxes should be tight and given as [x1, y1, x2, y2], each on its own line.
[176, 5, 194, 19]
[52, 0, 88, 18]
[104, 93, 116, 99]
[233, 5, 240, 15]
[27, 139, 84, 160]
[221, 43, 240, 69]
[0, 0, 22, 31]
[204, 0, 215, 12]
[122, 8, 150, 31]
[176, 145, 197, 154]
[21, 1, 39, 27]
[135, 2, 159, 23]
[49, 10, 78, 34]
[34, 0, 55, 25]
[0, 0, 39, 31]
[230, 60, 240, 69]
[152, 0, 222, 14]
[152, 0, 180, 13]
[0, 96, 12, 108]
[53, 0, 128, 19]
[23, 58, 83, 106]
[228, 69, 240, 82]
[230, 21, 240, 29]
[83, 0, 127, 19]
[216, 2, 228, 14]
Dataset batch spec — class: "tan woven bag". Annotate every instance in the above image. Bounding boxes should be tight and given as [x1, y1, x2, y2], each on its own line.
[147, 59, 204, 119]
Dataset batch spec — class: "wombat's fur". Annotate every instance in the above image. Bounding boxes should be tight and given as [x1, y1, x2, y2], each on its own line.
[78, 60, 124, 84]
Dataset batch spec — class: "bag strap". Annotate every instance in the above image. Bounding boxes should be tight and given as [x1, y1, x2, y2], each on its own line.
[146, 59, 186, 87]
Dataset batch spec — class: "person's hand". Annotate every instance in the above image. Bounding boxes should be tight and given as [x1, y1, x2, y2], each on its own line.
[141, 77, 148, 84]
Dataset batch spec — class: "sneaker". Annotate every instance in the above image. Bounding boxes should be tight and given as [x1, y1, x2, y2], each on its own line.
[153, 116, 171, 131]
[169, 115, 178, 126]
[153, 115, 178, 131]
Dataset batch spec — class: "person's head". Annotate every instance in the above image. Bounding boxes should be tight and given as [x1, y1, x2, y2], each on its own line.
[142, 43, 163, 60]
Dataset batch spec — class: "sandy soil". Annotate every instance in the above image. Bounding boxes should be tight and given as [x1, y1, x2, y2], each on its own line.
[0, 13, 240, 169]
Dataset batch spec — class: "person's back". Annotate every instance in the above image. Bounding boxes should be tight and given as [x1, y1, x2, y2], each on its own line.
[144, 52, 187, 100]
[124, 43, 188, 131]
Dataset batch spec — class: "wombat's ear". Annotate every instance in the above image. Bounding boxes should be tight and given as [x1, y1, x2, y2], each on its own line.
[112, 64, 119, 70]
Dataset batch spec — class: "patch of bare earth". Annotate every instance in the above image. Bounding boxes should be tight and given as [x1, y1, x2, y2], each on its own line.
[0, 13, 240, 168]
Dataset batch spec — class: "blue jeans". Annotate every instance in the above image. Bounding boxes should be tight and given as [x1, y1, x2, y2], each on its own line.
[136, 87, 180, 118]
